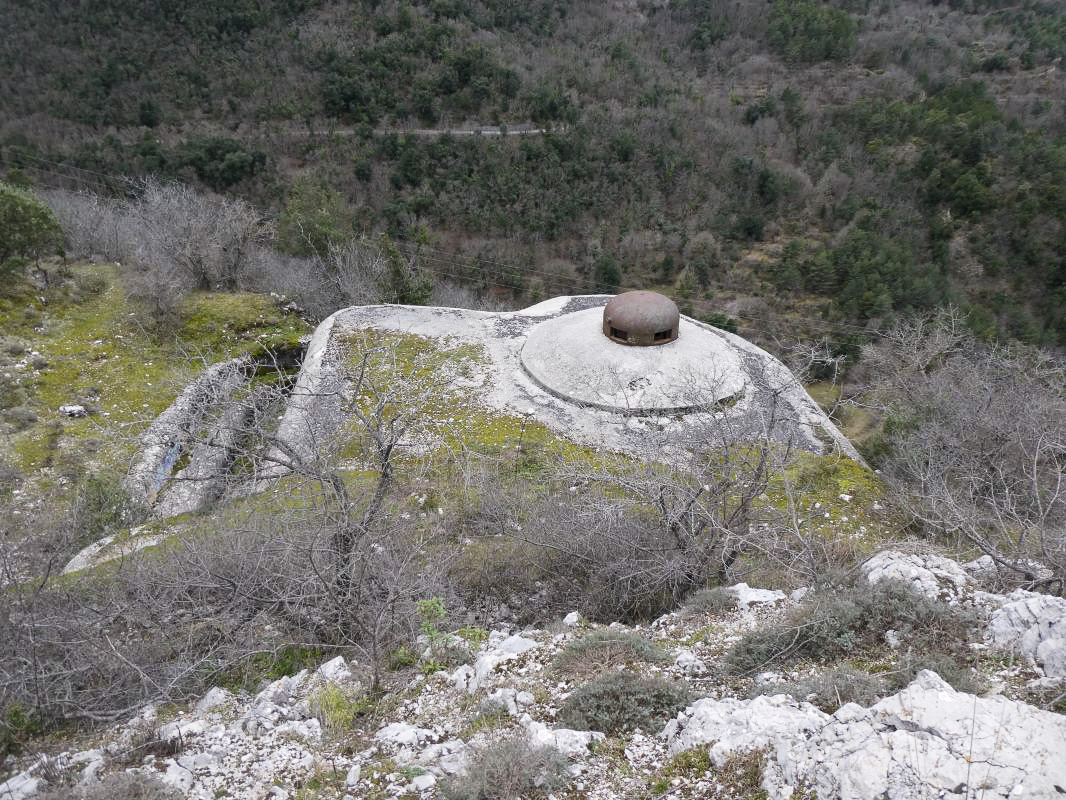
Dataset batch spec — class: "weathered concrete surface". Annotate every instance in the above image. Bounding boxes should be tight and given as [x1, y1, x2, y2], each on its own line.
[125, 357, 251, 509]
[520, 308, 745, 413]
[273, 296, 861, 465]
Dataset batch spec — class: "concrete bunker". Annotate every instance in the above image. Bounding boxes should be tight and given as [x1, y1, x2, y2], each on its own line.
[602, 290, 680, 346]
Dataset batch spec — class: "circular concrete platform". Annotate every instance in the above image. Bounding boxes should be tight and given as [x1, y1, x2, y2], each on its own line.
[520, 307, 746, 414]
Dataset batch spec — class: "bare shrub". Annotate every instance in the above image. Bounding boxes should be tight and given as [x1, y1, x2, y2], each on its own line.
[863, 309, 1066, 594]
[440, 733, 571, 800]
[43, 182, 270, 322]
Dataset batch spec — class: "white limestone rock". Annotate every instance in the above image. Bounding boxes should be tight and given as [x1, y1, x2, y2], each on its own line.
[861, 550, 973, 602]
[160, 758, 195, 793]
[58, 404, 87, 417]
[988, 589, 1066, 678]
[417, 740, 470, 777]
[0, 770, 43, 800]
[964, 554, 1054, 584]
[673, 648, 708, 676]
[521, 715, 605, 759]
[661, 670, 1066, 799]
[314, 655, 353, 684]
[345, 765, 361, 787]
[725, 582, 786, 610]
[194, 686, 234, 716]
[275, 718, 322, 742]
[157, 718, 207, 743]
[563, 611, 582, 626]
[410, 772, 436, 791]
[452, 633, 539, 693]
[661, 693, 828, 762]
[487, 687, 535, 716]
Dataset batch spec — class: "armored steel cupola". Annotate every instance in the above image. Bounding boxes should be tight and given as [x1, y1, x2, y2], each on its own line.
[602, 290, 680, 346]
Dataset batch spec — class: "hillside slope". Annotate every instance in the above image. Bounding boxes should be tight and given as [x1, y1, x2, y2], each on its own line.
[2, 0, 1065, 347]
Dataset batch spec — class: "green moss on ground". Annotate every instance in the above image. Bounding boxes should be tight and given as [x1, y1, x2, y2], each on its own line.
[1, 264, 309, 476]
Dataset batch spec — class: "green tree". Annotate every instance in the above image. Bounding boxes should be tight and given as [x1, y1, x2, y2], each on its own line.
[0, 182, 63, 278]
[276, 178, 350, 257]
[767, 1, 857, 64]
[593, 254, 622, 293]
[379, 234, 432, 305]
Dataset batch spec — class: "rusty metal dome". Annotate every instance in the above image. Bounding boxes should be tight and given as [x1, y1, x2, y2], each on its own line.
[602, 291, 680, 346]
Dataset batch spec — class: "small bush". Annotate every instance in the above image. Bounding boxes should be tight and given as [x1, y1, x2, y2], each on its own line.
[440, 733, 570, 800]
[553, 629, 668, 675]
[387, 645, 418, 670]
[681, 587, 736, 617]
[724, 580, 978, 688]
[0, 456, 19, 489]
[74, 474, 147, 542]
[3, 405, 37, 432]
[557, 672, 693, 734]
[37, 772, 180, 800]
[750, 666, 885, 712]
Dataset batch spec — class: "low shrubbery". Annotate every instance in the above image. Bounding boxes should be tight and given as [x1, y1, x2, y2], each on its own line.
[440, 734, 570, 800]
[553, 629, 668, 675]
[725, 580, 978, 692]
[557, 672, 693, 735]
[37, 772, 179, 800]
[750, 665, 884, 712]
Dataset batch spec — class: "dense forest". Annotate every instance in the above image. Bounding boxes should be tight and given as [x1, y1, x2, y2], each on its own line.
[2, 0, 1065, 348]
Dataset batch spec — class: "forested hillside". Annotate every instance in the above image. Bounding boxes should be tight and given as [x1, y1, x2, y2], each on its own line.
[2, 0, 1065, 347]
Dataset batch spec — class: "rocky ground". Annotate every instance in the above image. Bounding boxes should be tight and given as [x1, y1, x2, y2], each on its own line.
[3, 551, 1065, 800]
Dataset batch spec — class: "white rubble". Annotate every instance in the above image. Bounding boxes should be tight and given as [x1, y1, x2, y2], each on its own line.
[375, 722, 436, 748]
[486, 687, 535, 716]
[58, 404, 87, 417]
[193, 687, 233, 716]
[861, 549, 973, 601]
[449, 632, 539, 693]
[988, 589, 1066, 679]
[662, 670, 1066, 799]
[0, 769, 43, 800]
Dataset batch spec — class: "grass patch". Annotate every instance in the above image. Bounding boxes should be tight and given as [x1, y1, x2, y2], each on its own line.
[308, 682, 373, 736]
[649, 747, 713, 794]
[2, 265, 308, 477]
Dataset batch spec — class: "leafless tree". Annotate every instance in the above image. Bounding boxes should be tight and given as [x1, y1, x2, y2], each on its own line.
[863, 309, 1066, 593]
